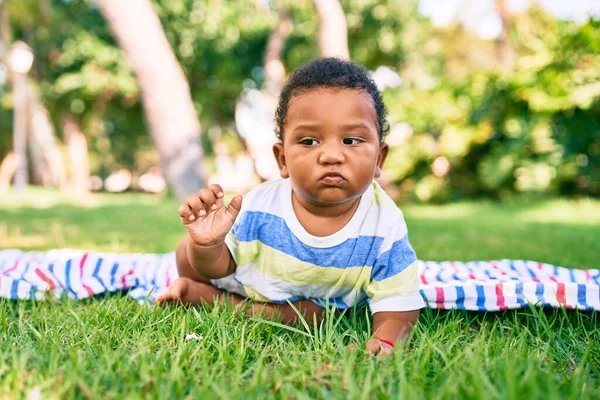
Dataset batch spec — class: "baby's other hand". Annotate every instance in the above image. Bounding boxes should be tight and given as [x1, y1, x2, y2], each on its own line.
[178, 184, 243, 247]
[347, 338, 393, 357]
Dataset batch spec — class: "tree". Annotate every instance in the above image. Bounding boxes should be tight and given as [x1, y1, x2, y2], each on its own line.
[494, 0, 514, 67]
[264, 10, 292, 95]
[312, 0, 349, 59]
[61, 114, 90, 196]
[96, 0, 205, 198]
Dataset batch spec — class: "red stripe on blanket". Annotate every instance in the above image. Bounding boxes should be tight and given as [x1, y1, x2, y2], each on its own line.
[556, 282, 568, 308]
[495, 283, 507, 310]
[79, 253, 94, 296]
[122, 269, 134, 289]
[491, 262, 507, 277]
[35, 268, 56, 290]
[435, 287, 445, 309]
[3, 260, 19, 276]
[166, 263, 172, 287]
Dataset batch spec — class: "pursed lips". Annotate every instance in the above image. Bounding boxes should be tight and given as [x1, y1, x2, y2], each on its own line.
[319, 172, 346, 186]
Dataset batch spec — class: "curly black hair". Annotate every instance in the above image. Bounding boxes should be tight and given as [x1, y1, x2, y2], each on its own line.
[274, 57, 390, 142]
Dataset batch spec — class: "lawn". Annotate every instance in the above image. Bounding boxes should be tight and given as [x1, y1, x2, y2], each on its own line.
[1, 190, 599, 399]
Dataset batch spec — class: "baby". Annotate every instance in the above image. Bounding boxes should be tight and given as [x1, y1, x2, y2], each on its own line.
[157, 57, 425, 355]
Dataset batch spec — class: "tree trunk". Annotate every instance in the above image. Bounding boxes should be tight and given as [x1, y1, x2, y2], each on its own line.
[235, 10, 292, 182]
[28, 87, 67, 188]
[12, 72, 28, 192]
[0, 152, 16, 193]
[96, 0, 205, 199]
[0, 0, 10, 59]
[312, 0, 349, 59]
[494, 0, 513, 68]
[264, 10, 292, 95]
[61, 114, 90, 197]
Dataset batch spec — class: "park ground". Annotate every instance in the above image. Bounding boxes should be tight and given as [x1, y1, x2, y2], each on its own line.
[0, 190, 599, 399]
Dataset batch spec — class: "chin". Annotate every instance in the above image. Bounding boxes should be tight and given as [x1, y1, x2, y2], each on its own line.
[311, 190, 357, 205]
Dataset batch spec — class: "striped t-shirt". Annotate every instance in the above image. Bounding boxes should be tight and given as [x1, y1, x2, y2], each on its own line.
[211, 178, 425, 313]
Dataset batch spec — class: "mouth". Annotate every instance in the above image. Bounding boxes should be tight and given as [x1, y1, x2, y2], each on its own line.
[319, 172, 346, 186]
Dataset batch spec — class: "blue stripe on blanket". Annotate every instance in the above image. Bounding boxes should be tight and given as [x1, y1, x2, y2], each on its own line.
[1, 250, 598, 311]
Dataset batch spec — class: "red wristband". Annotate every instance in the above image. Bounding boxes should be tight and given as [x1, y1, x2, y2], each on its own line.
[378, 338, 395, 348]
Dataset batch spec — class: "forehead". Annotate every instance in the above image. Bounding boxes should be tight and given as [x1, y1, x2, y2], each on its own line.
[285, 88, 378, 130]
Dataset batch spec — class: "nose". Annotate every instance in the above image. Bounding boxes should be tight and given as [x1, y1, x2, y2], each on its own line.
[318, 141, 344, 165]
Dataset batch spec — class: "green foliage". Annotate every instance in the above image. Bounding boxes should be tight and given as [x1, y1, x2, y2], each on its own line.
[383, 8, 600, 200]
[1, 0, 598, 199]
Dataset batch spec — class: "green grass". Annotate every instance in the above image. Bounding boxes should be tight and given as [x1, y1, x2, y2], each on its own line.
[1, 190, 599, 399]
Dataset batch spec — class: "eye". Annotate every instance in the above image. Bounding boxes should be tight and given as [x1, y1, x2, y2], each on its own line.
[300, 138, 318, 146]
[343, 137, 362, 145]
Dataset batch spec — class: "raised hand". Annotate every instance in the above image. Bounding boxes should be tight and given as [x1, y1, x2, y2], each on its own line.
[178, 184, 243, 247]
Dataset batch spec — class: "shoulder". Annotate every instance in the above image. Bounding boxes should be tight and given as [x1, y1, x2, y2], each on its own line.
[370, 180, 404, 215]
[229, 179, 286, 241]
[239, 178, 286, 215]
[363, 181, 408, 234]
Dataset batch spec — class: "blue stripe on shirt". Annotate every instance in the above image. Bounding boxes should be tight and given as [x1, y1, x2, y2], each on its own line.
[233, 211, 383, 268]
[371, 235, 417, 281]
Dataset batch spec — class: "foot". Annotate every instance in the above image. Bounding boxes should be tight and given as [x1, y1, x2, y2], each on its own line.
[156, 277, 222, 306]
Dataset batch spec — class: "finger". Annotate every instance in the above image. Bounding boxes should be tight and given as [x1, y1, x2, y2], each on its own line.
[346, 343, 359, 350]
[378, 345, 393, 357]
[156, 292, 173, 303]
[225, 194, 243, 221]
[156, 293, 169, 303]
[178, 204, 195, 223]
[186, 194, 205, 217]
[208, 184, 224, 198]
[198, 188, 218, 211]
[208, 184, 225, 207]
[366, 339, 381, 355]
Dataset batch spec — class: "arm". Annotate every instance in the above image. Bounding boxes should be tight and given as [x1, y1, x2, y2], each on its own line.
[175, 235, 236, 279]
[366, 310, 420, 355]
[358, 216, 424, 355]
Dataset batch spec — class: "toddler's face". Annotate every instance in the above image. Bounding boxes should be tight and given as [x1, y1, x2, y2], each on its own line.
[273, 88, 388, 206]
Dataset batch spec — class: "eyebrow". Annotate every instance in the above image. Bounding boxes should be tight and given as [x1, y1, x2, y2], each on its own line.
[292, 122, 374, 131]
[340, 122, 374, 131]
[291, 123, 322, 134]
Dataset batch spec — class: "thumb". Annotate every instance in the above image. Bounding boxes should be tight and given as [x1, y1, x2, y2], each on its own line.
[225, 194, 243, 221]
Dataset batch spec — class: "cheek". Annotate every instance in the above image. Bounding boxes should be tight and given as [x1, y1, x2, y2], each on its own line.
[287, 149, 315, 166]
[352, 146, 379, 163]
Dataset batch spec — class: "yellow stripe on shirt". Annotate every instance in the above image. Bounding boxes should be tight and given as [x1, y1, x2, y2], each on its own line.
[235, 240, 372, 290]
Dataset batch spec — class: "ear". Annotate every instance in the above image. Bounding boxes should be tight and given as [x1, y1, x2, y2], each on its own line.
[272, 142, 289, 178]
[374, 142, 389, 178]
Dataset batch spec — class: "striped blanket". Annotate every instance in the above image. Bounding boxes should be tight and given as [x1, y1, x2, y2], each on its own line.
[1, 249, 598, 311]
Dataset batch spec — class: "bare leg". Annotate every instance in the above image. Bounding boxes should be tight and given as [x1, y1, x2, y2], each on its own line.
[156, 277, 223, 305]
[247, 297, 324, 325]
[161, 235, 324, 325]
[157, 278, 323, 325]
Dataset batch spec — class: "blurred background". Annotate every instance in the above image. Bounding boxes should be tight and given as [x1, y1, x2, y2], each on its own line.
[0, 0, 598, 203]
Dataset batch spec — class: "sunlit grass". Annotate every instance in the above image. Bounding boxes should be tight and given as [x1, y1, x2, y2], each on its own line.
[1, 189, 599, 398]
